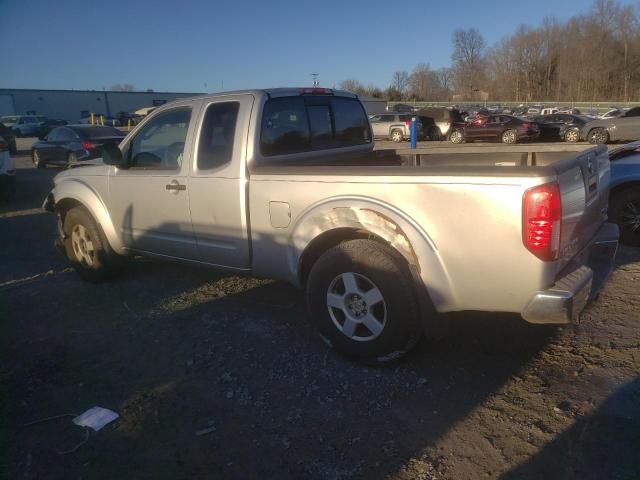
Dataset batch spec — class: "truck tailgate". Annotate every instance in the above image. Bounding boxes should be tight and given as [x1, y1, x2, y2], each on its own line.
[554, 145, 610, 269]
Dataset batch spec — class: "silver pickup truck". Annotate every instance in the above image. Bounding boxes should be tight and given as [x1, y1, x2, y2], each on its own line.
[43, 88, 619, 363]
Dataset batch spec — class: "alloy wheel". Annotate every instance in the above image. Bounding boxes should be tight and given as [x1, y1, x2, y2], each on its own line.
[71, 224, 96, 267]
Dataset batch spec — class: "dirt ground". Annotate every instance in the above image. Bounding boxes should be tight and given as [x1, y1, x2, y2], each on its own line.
[1, 138, 639, 479]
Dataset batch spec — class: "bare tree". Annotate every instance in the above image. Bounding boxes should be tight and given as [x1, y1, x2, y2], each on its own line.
[339, 79, 366, 96]
[451, 28, 487, 94]
[391, 71, 409, 97]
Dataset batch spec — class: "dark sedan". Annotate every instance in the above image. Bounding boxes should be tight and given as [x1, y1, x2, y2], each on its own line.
[450, 114, 540, 144]
[533, 114, 590, 142]
[31, 125, 125, 168]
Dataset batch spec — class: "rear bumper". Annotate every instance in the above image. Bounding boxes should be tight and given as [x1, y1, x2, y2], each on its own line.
[521, 222, 619, 324]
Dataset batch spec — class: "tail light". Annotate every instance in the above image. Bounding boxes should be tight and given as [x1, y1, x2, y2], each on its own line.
[299, 88, 333, 95]
[0, 140, 7, 152]
[523, 181, 562, 261]
[522, 122, 532, 129]
[82, 141, 96, 150]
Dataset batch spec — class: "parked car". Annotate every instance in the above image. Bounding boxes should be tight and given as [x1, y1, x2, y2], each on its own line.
[31, 125, 125, 168]
[581, 106, 640, 144]
[414, 107, 465, 141]
[36, 119, 68, 139]
[1, 115, 42, 137]
[599, 108, 626, 119]
[369, 113, 423, 142]
[607, 141, 640, 246]
[0, 122, 18, 154]
[526, 106, 542, 116]
[386, 103, 413, 113]
[540, 107, 558, 116]
[533, 114, 590, 142]
[0, 135, 16, 199]
[43, 87, 618, 363]
[450, 114, 540, 144]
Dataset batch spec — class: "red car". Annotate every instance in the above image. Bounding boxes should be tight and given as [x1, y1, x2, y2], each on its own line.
[450, 114, 540, 144]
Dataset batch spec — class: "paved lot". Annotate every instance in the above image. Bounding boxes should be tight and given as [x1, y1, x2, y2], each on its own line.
[1, 138, 639, 479]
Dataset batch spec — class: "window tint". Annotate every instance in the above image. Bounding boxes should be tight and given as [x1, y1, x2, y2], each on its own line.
[398, 115, 412, 122]
[332, 97, 370, 146]
[57, 128, 76, 141]
[127, 108, 191, 170]
[380, 115, 395, 122]
[261, 97, 310, 156]
[625, 107, 640, 117]
[308, 105, 332, 149]
[46, 128, 61, 141]
[197, 101, 239, 170]
[75, 126, 124, 138]
[260, 96, 371, 157]
[369, 115, 381, 123]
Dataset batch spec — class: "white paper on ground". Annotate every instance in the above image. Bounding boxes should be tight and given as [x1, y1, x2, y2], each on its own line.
[72, 407, 119, 431]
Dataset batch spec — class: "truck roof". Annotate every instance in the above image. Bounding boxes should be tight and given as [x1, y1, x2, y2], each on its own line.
[165, 88, 359, 105]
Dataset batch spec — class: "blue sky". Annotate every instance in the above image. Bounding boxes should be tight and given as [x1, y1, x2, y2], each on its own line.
[1, 0, 637, 92]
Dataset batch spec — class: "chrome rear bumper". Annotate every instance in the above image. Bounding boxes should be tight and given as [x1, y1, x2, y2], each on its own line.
[522, 222, 619, 324]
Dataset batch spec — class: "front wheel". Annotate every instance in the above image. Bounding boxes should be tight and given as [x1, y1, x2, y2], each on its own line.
[63, 206, 120, 282]
[564, 128, 580, 143]
[588, 128, 609, 144]
[306, 239, 422, 363]
[32, 149, 45, 169]
[609, 189, 640, 246]
[390, 129, 404, 143]
[450, 129, 465, 144]
[501, 129, 518, 144]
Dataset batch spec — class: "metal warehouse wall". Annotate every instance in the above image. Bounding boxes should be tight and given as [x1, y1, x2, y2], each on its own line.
[0, 89, 204, 122]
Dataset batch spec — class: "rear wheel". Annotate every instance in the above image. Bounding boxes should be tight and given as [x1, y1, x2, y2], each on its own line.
[564, 128, 580, 143]
[63, 206, 119, 281]
[390, 129, 404, 143]
[588, 128, 609, 144]
[501, 129, 518, 144]
[450, 129, 464, 144]
[306, 239, 422, 363]
[429, 127, 442, 141]
[609, 188, 640, 247]
[32, 149, 45, 169]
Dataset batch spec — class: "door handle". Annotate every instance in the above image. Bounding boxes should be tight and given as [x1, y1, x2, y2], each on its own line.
[166, 182, 186, 191]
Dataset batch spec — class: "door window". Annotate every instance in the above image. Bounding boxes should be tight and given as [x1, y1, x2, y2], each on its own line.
[57, 128, 76, 142]
[126, 108, 191, 170]
[46, 128, 61, 141]
[197, 102, 239, 171]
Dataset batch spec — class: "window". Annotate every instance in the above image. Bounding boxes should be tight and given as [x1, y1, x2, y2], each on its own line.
[308, 105, 332, 149]
[57, 128, 77, 142]
[625, 107, 640, 117]
[197, 102, 239, 170]
[332, 98, 370, 146]
[369, 115, 381, 123]
[260, 96, 371, 157]
[46, 128, 61, 141]
[127, 108, 191, 170]
[380, 115, 395, 122]
[261, 97, 310, 156]
[398, 115, 412, 122]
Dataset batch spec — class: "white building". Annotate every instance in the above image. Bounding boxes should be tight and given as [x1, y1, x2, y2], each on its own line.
[0, 88, 204, 122]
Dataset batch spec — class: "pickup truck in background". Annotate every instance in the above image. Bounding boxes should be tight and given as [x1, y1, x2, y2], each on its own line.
[43, 88, 619, 363]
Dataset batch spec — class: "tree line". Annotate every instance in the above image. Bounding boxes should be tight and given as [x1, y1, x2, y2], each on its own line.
[340, 0, 640, 103]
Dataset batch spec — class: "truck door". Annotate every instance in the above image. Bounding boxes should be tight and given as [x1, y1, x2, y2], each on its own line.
[187, 94, 253, 269]
[108, 105, 199, 259]
[616, 107, 640, 140]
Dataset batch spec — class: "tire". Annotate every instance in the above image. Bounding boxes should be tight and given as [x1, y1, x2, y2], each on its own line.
[306, 239, 422, 364]
[564, 128, 580, 143]
[62, 206, 119, 282]
[67, 151, 78, 165]
[609, 188, 640, 247]
[588, 128, 609, 145]
[32, 149, 45, 169]
[450, 129, 465, 144]
[390, 129, 403, 143]
[501, 129, 518, 144]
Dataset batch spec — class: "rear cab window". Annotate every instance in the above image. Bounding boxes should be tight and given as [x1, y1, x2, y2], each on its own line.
[259, 95, 371, 158]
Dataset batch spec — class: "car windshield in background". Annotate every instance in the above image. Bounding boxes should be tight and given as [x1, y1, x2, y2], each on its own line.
[73, 126, 125, 138]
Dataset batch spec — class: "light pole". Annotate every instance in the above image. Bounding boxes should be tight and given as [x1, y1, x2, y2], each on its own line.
[311, 73, 319, 87]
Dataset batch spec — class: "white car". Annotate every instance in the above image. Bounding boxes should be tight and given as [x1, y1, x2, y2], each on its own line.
[0, 135, 16, 198]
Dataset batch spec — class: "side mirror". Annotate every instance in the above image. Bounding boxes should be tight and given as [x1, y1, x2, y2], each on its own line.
[102, 143, 127, 168]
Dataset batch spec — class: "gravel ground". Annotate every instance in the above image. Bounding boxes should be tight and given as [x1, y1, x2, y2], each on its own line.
[1, 138, 639, 479]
